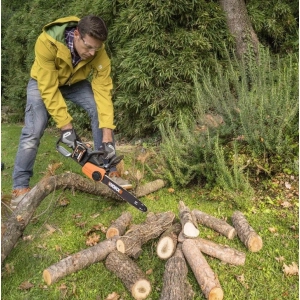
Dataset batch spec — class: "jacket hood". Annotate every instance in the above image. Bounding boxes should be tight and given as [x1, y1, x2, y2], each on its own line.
[43, 16, 80, 44]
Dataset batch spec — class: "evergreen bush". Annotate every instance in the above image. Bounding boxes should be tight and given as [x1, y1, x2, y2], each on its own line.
[158, 48, 298, 188]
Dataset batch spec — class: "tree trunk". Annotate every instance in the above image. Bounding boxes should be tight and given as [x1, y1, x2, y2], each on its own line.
[105, 250, 151, 300]
[193, 237, 246, 266]
[1, 173, 164, 264]
[219, 0, 260, 59]
[106, 211, 132, 239]
[43, 238, 117, 285]
[116, 211, 175, 259]
[179, 201, 199, 238]
[160, 244, 194, 300]
[232, 211, 263, 252]
[192, 210, 236, 239]
[156, 222, 182, 260]
[182, 239, 224, 300]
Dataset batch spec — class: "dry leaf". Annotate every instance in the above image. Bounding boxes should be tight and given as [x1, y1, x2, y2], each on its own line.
[5, 263, 14, 274]
[86, 233, 100, 246]
[19, 281, 34, 290]
[275, 256, 285, 262]
[55, 245, 62, 252]
[73, 213, 82, 219]
[283, 262, 299, 276]
[135, 169, 143, 181]
[168, 188, 175, 193]
[236, 273, 249, 289]
[23, 235, 33, 241]
[105, 292, 120, 300]
[59, 197, 70, 207]
[284, 181, 291, 189]
[281, 201, 292, 208]
[268, 227, 277, 233]
[91, 213, 100, 219]
[45, 223, 56, 234]
[16, 215, 24, 222]
[146, 269, 153, 275]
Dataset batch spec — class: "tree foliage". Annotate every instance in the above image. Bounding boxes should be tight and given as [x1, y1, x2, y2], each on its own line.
[1, 0, 298, 137]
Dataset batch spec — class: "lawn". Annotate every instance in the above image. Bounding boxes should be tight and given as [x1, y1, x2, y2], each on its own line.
[1, 123, 299, 300]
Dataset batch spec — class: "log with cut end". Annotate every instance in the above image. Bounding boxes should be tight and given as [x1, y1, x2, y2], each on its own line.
[156, 222, 182, 260]
[117, 211, 175, 259]
[106, 211, 132, 239]
[193, 238, 246, 266]
[192, 209, 236, 240]
[182, 239, 224, 300]
[105, 250, 151, 300]
[160, 244, 194, 300]
[232, 211, 263, 252]
[179, 201, 199, 238]
[43, 238, 117, 285]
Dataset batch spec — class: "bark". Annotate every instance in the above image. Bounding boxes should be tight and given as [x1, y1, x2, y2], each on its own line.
[192, 210, 236, 240]
[156, 222, 182, 260]
[179, 201, 199, 238]
[135, 179, 166, 197]
[232, 211, 263, 252]
[116, 211, 175, 259]
[106, 211, 132, 239]
[182, 239, 224, 300]
[193, 237, 246, 266]
[1, 173, 164, 264]
[105, 250, 151, 300]
[43, 238, 117, 285]
[219, 0, 260, 59]
[160, 244, 195, 300]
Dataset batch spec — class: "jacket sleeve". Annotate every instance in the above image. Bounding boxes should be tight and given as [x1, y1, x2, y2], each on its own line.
[32, 36, 73, 128]
[91, 49, 115, 130]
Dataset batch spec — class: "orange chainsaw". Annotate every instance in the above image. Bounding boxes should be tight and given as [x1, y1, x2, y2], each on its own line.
[56, 140, 147, 212]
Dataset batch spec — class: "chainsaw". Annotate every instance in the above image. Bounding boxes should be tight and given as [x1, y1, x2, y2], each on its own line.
[56, 139, 147, 212]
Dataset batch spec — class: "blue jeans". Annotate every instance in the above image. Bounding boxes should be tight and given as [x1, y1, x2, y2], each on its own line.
[12, 78, 114, 189]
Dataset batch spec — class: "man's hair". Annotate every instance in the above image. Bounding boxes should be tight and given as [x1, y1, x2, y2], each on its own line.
[78, 15, 108, 41]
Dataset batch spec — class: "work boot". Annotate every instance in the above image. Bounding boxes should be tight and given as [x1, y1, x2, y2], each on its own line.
[109, 171, 133, 190]
[11, 187, 31, 209]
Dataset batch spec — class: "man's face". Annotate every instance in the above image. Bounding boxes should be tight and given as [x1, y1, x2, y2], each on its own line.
[74, 29, 103, 60]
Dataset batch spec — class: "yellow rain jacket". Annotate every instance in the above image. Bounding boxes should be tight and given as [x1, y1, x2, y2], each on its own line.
[30, 16, 115, 129]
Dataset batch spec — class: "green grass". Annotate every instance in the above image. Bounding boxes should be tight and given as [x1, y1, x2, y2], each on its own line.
[1, 123, 299, 300]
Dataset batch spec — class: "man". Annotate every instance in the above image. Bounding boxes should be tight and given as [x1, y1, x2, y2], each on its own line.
[12, 15, 132, 208]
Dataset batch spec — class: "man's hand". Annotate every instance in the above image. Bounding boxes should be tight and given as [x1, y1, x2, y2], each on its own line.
[100, 142, 116, 160]
[60, 128, 79, 149]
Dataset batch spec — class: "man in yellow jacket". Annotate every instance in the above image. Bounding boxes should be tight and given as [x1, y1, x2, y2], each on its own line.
[12, 15, 131, 207]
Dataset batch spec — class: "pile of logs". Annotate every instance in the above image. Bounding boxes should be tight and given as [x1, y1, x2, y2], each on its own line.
[42, 201, 263, 300]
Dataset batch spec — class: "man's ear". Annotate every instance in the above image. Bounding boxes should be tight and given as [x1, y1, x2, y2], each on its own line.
[74, 28, 80, 37]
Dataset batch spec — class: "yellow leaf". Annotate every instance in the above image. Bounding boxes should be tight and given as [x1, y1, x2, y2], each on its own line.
[283, 262, 299, 276]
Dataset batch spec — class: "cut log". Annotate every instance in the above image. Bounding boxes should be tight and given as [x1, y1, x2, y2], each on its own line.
[232, 211, 263, 252]
[192, 209, 236, 240]
[135, 179, 165, 197]
[105, 250, 151, 300]
[156, 222, 182, 260]
[106, 211, 132, 239]
[182, 239, 224, 300]
[43, 238, 117, 285]
[193, 238, 246, 266]
[160, 244, 195, 300]
[1, 173, 164, 264]
[179, 201, 199, 238]
[117, 211, 175, 259]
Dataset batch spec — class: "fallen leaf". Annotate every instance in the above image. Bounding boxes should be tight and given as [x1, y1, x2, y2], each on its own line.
[73, 213, 82, 219]
[284, 182, 291, 189]
[16, 215, 24, 222]
[268, 227, 277, 233]
[91, 213, 100, 219]
[283, 262, 299, 276]
[168, 188, 175, 193]
[59, 197, 70, 207]
[281, 201, 292, 208]
[23, 235, 33, 241]
[45, 223, 56, 234]
[236, 273, 249, 289]
[19, 281, 34, 290]
[86, 233, 100, 246]
[105, 292, 120, 300]
[146, 269, 153, 275]
[5, 263, 14, 274]
[275, 256, 285, 262]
